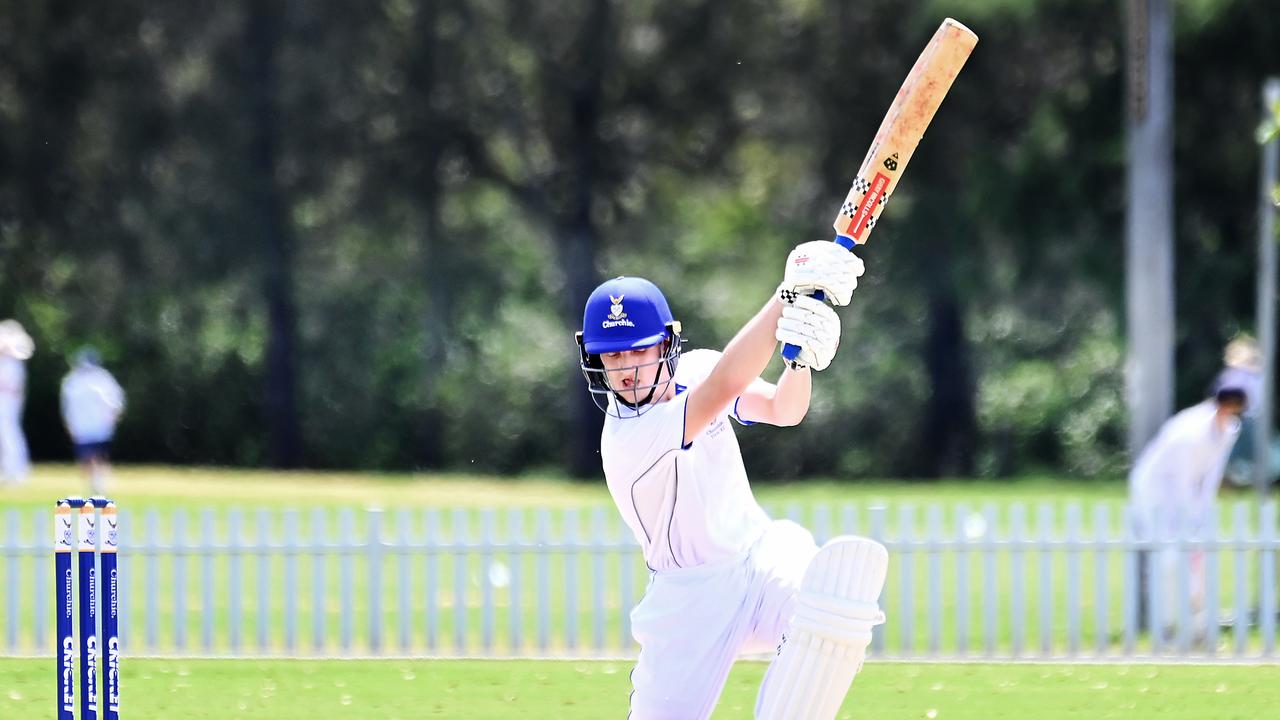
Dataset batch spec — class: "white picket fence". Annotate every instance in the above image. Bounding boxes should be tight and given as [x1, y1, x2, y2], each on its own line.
[1, 500, 1277, 660]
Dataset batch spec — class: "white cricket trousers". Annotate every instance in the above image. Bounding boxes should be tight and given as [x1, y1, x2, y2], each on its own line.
[0, 401, 29, 482]
[627, 519, 819, 720]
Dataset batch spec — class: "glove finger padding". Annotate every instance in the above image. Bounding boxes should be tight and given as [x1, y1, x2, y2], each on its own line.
[779, 241, 866, 307]
[776, 296, 841, 371]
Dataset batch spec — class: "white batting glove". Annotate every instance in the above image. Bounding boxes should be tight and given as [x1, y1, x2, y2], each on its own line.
[777, 240, 865, 307]
[776, 295, 841, 371]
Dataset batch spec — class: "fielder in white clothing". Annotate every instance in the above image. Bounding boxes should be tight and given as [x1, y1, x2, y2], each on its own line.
[0, 319, 34, 486]
[576, 242, 888, 720]
[61, 346, 126, 495]
[1128, 386, 1246, 634]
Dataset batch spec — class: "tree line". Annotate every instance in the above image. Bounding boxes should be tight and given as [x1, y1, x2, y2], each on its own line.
[0, 0, 1276, 479]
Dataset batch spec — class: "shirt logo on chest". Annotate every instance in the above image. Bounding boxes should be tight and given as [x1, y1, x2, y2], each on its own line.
[705, 419, 727, 438]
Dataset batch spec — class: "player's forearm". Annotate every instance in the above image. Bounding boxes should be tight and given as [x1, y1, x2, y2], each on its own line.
[713, 298, 785, 395]
[768, 365, 811, 426]
[683, 297, 784, 444]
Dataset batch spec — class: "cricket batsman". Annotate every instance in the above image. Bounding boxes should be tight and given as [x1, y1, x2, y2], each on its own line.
[576, 244, 888, 719]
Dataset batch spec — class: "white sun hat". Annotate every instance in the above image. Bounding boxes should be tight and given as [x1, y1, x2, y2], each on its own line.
[0, 319, 34, 360]
[1224, 335, 1262, 373]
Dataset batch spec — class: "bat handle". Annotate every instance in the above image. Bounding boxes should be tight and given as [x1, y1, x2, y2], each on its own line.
[780, 234, 857, 362]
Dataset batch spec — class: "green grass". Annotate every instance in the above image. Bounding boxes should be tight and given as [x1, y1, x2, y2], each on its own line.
[2, 657, 1278, 719]
[0, 463, 1135, 512]
[1, 465, 1275, 658]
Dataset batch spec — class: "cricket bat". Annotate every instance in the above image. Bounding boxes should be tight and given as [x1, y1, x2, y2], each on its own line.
[782, 18, 977, 362]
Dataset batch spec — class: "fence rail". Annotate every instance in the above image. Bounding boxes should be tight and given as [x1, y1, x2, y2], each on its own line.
[2, 500, 1277, 660]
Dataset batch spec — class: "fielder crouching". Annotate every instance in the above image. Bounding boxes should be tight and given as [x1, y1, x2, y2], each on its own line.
[575, 243, 887, 720]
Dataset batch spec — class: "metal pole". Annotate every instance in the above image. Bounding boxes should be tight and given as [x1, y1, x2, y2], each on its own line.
[1256, 77, 1280, 499]
[1125, 0, 1176, 456]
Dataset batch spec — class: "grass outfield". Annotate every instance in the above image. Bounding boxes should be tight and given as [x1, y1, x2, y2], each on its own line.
[2, 658, 1278, 719]
[0, 463, 1132, 512]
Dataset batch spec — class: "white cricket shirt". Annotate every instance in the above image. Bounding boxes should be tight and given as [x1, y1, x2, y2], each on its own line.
[60, 366, 125, 443]
[1128, 400, 1240, 535]
[600, 349, 770, 572]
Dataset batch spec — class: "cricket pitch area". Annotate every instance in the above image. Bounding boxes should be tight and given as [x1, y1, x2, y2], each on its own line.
[3, 657, 1277, 718]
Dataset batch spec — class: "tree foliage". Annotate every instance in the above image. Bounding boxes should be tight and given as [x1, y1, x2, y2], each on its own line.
[0, 0, 1276, 479]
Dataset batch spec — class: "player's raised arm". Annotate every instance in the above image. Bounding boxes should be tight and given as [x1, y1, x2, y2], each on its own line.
[684, 242, 862, 445]
[682, 299, 783, 445]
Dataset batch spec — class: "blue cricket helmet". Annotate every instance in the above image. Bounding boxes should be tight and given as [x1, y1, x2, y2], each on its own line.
[576, 277, 683, 417]
[579, 276, 676, 353]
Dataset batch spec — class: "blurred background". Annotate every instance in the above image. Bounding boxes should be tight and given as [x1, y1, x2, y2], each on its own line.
[1, 0, 1278, 483]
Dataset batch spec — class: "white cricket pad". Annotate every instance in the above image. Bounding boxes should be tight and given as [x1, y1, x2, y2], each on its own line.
[755, 536, 888, 720]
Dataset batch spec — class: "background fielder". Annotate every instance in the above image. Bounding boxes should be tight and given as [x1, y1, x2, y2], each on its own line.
[0, 319, 33, 486]
[576, 242, 886, 720]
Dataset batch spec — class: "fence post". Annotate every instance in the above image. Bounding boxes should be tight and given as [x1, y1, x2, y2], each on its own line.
[201, 510, 216, 653]
[1232, 502, 1248, 657]
[1065, 503, 1081, 657]
[1261, 501, 1276, 657]
[146, 510, 160, 652]
[424, 509, 439, 654]
[1204, 507, 1219, 657]
[173, 510, 187, 652]
[5, 510, 18, 652]
[339, 509, 354, 655]
[814, 504, 831, 545]
[311, 508, 327, 655]
[926, 505, 942, 656]
[536, 509, 551, 654]
[982, 504, 997, 657]
[591, 508, 606, 654]
[617, 513, 633, 653]
[508, 508, 523, 655]
[282, 509, 298, 655]
[898, 504, 915, 656]
[1122, 504, 1137, 655]
[368, 508, 384, 655]
[841, 503, 858, 537]
[396, 509, 412, 654]
[1174, 507, 1192, 655]
[228, 509, 243, 655]
[954, 503, 970, 657]
[480, 509, 495, 655]
[565, 508, 579, 653]
[257, 509, 272, 653]
[865, 504, 885, 655]
[1010, 504, 1026, 658]
[452, 508, 468, 655]
[34, 509, 49, 653]
[1093, 503, 1109, 658]
[1037, 504, 1053, 657]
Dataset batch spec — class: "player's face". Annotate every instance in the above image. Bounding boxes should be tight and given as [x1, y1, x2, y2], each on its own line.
[600, 344, 664, 404]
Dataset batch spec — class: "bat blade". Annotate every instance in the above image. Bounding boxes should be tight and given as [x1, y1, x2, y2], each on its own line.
[782, 18, 976, 363]
[833, 18, 978, 245]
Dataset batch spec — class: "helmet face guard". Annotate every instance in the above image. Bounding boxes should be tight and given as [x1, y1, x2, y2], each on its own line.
[577, 323, 682, 418]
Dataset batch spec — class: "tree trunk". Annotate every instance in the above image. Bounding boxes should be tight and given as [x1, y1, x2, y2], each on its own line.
[563, 220, 605, 478]
[923, 289, 976, 477]
[247, 2, 301, 468]
[559, 0, 611, 478]
[416, 179, 448, 468]
[410, 3, 447, 469]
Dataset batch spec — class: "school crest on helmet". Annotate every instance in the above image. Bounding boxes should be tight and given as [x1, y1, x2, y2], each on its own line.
[608, 295, 627, 321]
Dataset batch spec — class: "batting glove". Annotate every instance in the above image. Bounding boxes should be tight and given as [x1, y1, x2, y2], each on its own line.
[775, 295, 841, 371]
[777, 240, 865, 307]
